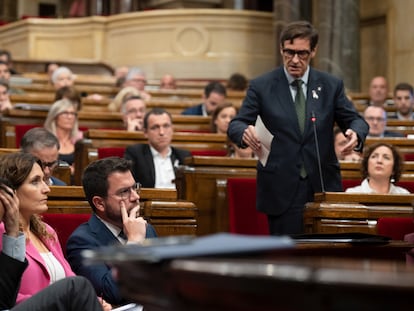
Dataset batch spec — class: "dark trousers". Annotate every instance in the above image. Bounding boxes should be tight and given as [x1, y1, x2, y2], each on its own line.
[12, 276, 102, 311]
[267, 177, 314, 236]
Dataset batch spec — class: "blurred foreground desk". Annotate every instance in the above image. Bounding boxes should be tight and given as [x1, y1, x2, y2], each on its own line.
[87, 234, 414, 311]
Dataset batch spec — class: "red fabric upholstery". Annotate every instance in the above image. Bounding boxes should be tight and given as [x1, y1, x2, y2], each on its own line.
[191, 150, 228, 157]
[42, 213, 91, 256]
[227, 178, 269, 235]
[97, 147, 126, 159]
[395, 181, 414, 193]
[377, 217, 414, 240]
[15, 124, 39, 147]
[341, 179, 360, 191]
[404, 153, 414, 161]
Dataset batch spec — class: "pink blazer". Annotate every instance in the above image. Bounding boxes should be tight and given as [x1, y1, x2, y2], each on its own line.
[0, 222, 75, 304]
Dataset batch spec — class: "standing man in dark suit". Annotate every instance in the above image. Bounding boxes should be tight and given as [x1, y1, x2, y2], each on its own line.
[125, 108, 191, 188]
[0, 180, 103, 311]
[182, 81, 227, 116]
[66, 157, 157, 306]
[228, 21, 369, 236]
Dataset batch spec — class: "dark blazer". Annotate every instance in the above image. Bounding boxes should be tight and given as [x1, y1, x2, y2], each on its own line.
[124, 144, 192, 188]
[384, 130, 405, 137]
[50, 176, 66, 186]
[182, 103, 203, 115]
[0, 252, 28, 309]
[228, 66, 369, 216]
[66, 214, 157, 305]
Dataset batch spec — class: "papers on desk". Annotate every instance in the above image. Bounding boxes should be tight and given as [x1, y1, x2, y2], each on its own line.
[255, 116, 273, 166]
[112, 303, 143, 311]
[82, 233, 294, 264]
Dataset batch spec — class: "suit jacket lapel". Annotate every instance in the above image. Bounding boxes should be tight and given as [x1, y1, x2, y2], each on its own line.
[143, 145, 156, 185]
[89, 214, 120, 245]
[305, 70, 323, 137]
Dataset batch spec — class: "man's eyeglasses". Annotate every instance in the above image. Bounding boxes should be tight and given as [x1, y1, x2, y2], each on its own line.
[113, 182, 142, 200]
[366, 116, 386, 123]
[282, 49, 311, 60]
[41, 160, 59, 170]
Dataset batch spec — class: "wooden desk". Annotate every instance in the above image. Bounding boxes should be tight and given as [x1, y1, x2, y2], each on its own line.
[46, 186, 197, 237]
[304, 192, 414, 235]
[175, 156, 257, 235]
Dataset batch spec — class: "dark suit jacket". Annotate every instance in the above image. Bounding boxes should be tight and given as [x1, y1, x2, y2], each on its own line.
[50, 176, 66, 186]
[66, 214, 157, 305]
[228, 66, 369, 216]
[0, 252, 28, 309]
[181, 103, 203, 115]
[384, 130, 405, 137]
[124, 144, 192, 188]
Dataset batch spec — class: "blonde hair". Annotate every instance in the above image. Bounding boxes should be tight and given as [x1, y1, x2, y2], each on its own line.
[108, 86, 141, 112]
[44, 98, 80, 142]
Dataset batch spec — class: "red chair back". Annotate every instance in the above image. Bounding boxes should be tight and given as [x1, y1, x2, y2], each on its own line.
[97, 147, 126, 159]
[191, 149, 228, 157]
[341, 179, 361, 191]
[15, 124, 39, 147]
[42, 213, 91, 256]
[227, 178, 269, 235]
[377, 217, 414, 240]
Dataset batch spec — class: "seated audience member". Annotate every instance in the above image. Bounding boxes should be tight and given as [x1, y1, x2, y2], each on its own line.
[228, 142, 255, 158]
[45, 62, 60, 85]
[0, 79, 12, 112]
[67, 157, 157, 306]
[114, 65, 129, 87]
[52, 66, 75, 91]
[55, 85, 82, 111]
[0, 154, 111, 310]
[0, 61, 24, 94]
[44, 99, 83, 176]
[389, 82, 414, 120]
[108, 86, 141, 112]
[122, 67, 151, 101]
[159, 74, 177, 90]
[363, 106, 404, 137]
[0, 49, 18, 75]
[227, 73, 248, 91]
[334, 127, 362, 161]
[210, 102, 237, 134]
[121, 95, 146, 132]
[345, 142, 410, 194]
[20, 127, 66, 186]
[182, 81, 227, 116]
[125, 108, 191, 188]
[367, 76, 390, 107]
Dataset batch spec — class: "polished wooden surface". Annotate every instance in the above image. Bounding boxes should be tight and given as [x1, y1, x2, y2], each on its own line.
[304, 192, 414, 235]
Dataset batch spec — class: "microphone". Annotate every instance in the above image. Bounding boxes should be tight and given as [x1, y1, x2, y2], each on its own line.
[311, 111, 326, 193]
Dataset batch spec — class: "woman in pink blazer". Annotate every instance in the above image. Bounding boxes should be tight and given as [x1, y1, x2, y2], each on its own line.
[0, 153, 75, 304]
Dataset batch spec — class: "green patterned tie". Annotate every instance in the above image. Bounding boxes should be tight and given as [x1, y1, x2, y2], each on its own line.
[293, 79, 306, 133]
[293, 79, 307, 178]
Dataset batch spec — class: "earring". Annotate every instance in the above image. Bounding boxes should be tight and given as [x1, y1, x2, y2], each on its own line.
[390, 176, 395, 183]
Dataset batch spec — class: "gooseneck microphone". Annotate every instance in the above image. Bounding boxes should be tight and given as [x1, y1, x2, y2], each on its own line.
[311, 111, 326, 193]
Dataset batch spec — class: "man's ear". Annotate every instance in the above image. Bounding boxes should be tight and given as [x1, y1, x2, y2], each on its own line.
[92, 196, 105, 212]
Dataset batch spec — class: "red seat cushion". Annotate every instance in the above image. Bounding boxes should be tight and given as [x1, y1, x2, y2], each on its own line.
[42, 213, 90, 256]
[15, 124, 39, 147]
[191, 149, 227, 157]
[227, 178, 269, 235]
[395, 181, 414, 193]
[341, 179, 360, 191]
[97, 147, 126, 159]
[377, 217, 414, 240]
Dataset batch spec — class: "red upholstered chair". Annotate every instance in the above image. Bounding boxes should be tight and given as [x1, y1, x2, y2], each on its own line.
[191, 149, 228, 157]
[15, 124, 39, 147]
[341, 179, 360, 191]
[227, 178, 269, 235]
[396, 181, 414, 193]
[377, 217, 414, 240]
[404, 153, 414, 161]
[97, 147, 126, 159]
[42, 213, 91, 257]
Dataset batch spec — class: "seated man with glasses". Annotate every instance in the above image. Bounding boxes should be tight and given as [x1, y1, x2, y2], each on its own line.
[20, 127, 67, 186]
[125, 108, 191, 189]
[363, 105, 404, 137]
[66, 156, 157, 306]
[120, 95, 146, 132]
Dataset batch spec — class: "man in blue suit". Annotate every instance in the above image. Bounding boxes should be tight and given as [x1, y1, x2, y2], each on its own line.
[182, 81, 227, 116]
[228, 21, 369, 236]
[66, 157, 157, 306]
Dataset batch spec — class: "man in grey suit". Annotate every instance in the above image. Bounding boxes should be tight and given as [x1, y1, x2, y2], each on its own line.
[228, 21, 369, 235]
[125, 108, 191, 188]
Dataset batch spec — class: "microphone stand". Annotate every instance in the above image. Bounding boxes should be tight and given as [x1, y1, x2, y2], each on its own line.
[311, 111, 326, 193]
